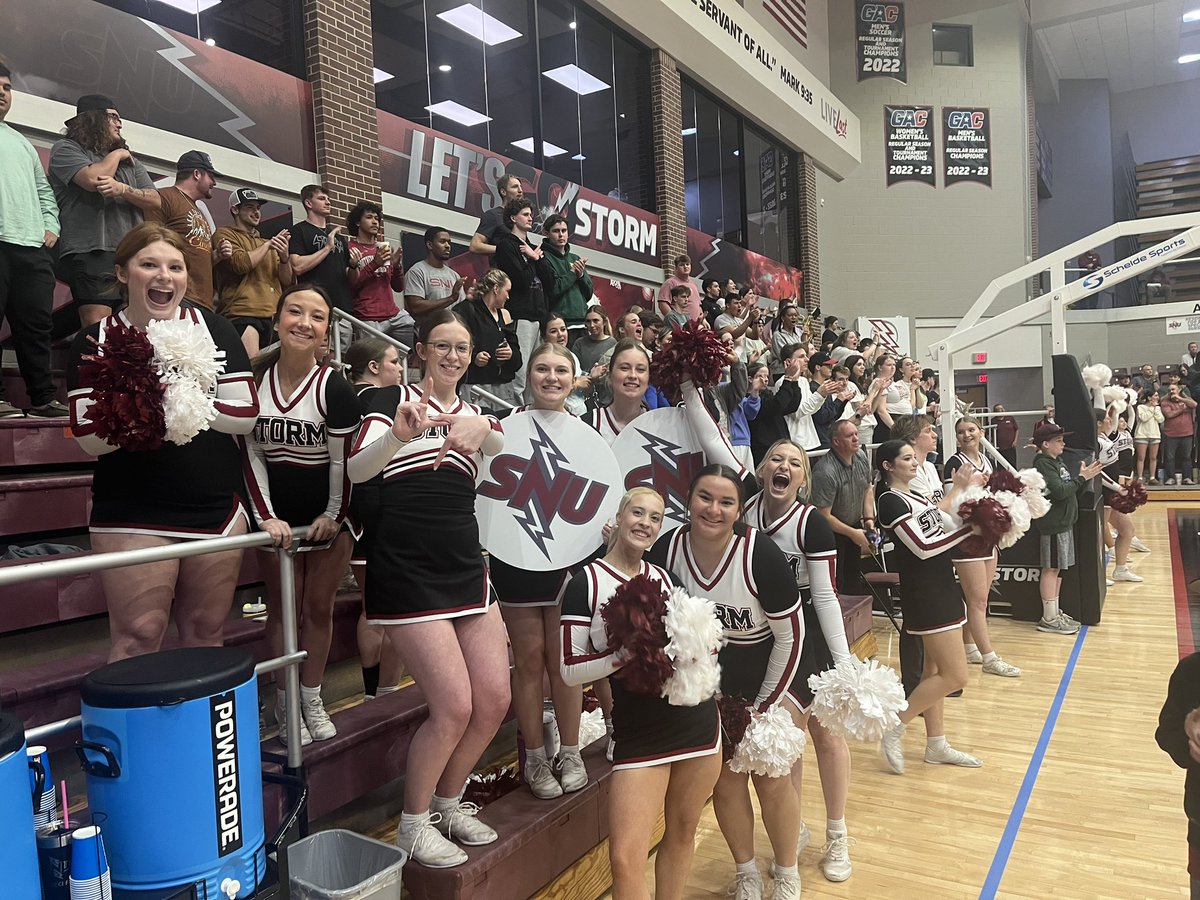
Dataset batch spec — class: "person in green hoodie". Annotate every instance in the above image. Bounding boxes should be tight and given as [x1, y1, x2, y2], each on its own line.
[540, 213, 592, 339]
[1032, 422, 1104, 636]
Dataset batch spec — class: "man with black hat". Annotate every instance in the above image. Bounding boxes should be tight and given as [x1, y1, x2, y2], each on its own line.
[213, 187, 293, 356]
[0, 64, 65, 417]
[147, 150, 219, 309]
[48, 93, 159, 327]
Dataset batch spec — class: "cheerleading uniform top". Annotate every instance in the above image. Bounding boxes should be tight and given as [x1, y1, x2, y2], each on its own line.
[1097, 433, 1123, 496]
[241, 362, 361, 550]
[588, 403, 649, 446]
[560, 558, 720, 770]
[67, 307, 258, 538]
[876, 487, 970, 635]
[648, 523, 801, 712]
[942, 451, 996, 562]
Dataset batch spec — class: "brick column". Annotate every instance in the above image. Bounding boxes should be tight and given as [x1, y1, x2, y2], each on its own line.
[650, 49, 688, 276]
[798, 152, 821, 312]
[302, 0, 382, 221]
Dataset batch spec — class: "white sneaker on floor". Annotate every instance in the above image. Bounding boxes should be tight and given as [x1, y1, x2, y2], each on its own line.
[982, 656, 1021, 677]
[433, 801, 497, 846]
[1037, 614, 1079, 635]
[924, 742, 983, 767]
[1112, 567, 1144, 583]
[525, 755, 563, 799]
[555, 752, 588, 793]
[1106, 578, 1115, 587]
[728, 868, 764, 900]
[1130, 536, 1150, 553]
[820, 833, 853, 882]
[965, 647, 983, 665]
[769, 869, 801, 900]
[274, 694, 312, 747]
[880, 723, 906, 774]
[396, 813, 468, 868]
[301, 694, 337, 741]
[796, 821, 811, 855]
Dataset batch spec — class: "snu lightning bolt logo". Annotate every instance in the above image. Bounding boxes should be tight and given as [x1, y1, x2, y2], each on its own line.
[625, 429, 706, 524]
[477, 420, 608, 561]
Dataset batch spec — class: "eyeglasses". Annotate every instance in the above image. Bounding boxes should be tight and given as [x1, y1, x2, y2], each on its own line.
[428, 341, 471, 357]
[106, 112, 122, 123]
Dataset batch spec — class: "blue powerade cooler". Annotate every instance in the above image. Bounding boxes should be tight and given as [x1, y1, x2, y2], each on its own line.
[0, 711, 42, 898]
[78, 647, 265, 898]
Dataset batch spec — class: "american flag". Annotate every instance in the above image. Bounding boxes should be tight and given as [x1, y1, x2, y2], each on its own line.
[763, 0, 807, 48]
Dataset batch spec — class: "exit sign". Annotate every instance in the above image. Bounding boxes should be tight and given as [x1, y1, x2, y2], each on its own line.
[978, 373, 988, 383]
[973, 352, 988, 364]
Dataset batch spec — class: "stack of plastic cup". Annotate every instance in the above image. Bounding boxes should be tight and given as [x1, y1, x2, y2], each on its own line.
[69, 826, 112, 900]
[27, 745, 56, 827]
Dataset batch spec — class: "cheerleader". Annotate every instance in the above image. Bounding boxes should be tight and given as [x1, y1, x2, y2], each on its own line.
[67, 223, 258, 662]
[744, 440, 855, 884]
[942, 417, 1020, 677]
[561, 487, 720, 900]
[648, 465, 803, 900]
[876, 440, 983, 774]
[347, 310, 508, 868]
[490, 343, 587, 799]
[1097, 407, 1143, 584]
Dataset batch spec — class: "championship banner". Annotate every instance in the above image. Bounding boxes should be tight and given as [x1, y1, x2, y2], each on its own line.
[884, 106, 934, 187]
[855, 2, 907, 83]
[942, 108, 992, 187]
[476, 410, 621, 571]
[611, 408, 710, 529]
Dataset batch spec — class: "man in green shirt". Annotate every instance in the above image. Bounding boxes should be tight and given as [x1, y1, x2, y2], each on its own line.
[0, 64, 65, 418]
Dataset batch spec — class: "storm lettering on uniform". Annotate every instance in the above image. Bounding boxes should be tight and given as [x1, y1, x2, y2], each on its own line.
[253, 418, 327, 447]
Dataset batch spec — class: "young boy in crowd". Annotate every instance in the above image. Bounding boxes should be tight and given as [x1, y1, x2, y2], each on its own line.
[664, 285, 692, 333]
[1032, 423, 1104, 635]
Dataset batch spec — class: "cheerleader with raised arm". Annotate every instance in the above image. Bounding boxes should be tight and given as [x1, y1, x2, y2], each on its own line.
[561, 487, 720, 900]
[347, 309, 508, 869]
[876, 440, 984, 774]
[743, 439, 856, 884]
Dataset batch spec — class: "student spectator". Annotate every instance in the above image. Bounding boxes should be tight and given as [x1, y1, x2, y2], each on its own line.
[1183, 342, 1199, 368]
[715, 289, 762, 359]
[871, 355, 907, 443]
[1160, 368, 1192, 400]
[663, 285, 692, 333]
[1162, 382, 1198, 484]
[857, 337, 878, 366]
[811, 418, 875, 594]
[700, 278, 724, 325]
[615, 310, 644, 342]
[49, 93, 160, 328]
[571, 307, 616, 377]
[829, 329, 859, 362]
[0, 64, 64, 418]
[780, 344, 839, 451]
[288, 184, 354, 351]
[748, 350, 806, 464]
[493, 197, 552, 400]
[809, 351, 850, 448]
[468, 174, 523, 257]
[1154, 651, 1200, 900]
[655, 254, 701, 321]
[771, 302, 805, 378]
[920, 369, 941, 419]
[821, 315, 839, 348]
[542, 313, 592, 416]
[404, 226, 467, 328]
[1135, 389, 1163, 483]
[458, 268, 521, 408]
[213, 187, 293, 357]
[639, 312, 664, 352]
[992, 403, 1019, 468]
[539, 213, 592, 337]
[145, 151, 219, 309]
[346, 200, 412, 353]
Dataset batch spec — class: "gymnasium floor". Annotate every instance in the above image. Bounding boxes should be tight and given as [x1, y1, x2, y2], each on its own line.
[631, 503, 1197, 899]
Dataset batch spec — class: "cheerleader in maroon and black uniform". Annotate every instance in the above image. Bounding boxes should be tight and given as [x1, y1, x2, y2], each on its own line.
[243, 284, 362, 745]
[648, 465, 804, 899]
[744, 439, 856, 884]
[1097, 406, 1143, 585]
[561, 487, 720, 900]
[347, 309, 508, 869]
[67, 223, 258, 662]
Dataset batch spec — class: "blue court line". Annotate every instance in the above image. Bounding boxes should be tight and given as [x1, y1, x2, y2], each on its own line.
[979, 625, 1089, 899]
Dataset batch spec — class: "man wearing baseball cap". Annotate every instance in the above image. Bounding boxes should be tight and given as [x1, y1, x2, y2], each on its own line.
[145, 150, 220, 308]
[1031, 422, 1104, 636]
[48, 92, 160, 327]
[212, 188, 293, 356]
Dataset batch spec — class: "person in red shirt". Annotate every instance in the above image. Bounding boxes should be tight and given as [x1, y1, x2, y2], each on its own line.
[655, 254, 701, 322]
[992, 403, 1019, 467]
[346, 201, 412, 354]
[1161, 383, 1198, 484]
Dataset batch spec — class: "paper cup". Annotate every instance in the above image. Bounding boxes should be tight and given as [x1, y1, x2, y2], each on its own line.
[69, 826, 108, 882]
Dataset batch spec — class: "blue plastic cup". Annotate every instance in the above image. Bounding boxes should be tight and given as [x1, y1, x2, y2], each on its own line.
[69, 826, 108, 881]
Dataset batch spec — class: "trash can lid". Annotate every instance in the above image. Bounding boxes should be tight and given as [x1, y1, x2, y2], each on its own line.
[0, 711, 25, 758]
[81, 647, 256, 709]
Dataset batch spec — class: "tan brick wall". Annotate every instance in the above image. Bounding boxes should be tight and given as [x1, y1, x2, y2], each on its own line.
[798, 153, 820, 312]
[650, 49, 688, 276]
[302, 0, 382, 222]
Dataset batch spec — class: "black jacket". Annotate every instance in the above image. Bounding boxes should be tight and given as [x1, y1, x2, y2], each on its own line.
[493, 231, 554, 322]
[1156, 651, 1200, 848]
[457, 296, 522, 385]
[748, 379, 804, 465]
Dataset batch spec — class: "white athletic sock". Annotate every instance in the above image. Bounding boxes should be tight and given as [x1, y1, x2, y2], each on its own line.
[430, 792, 462, 814]
[300, 684, 322, 703]
[1042, 598, 1060, 621]
[399, 810, 429, 832]
[735, 859, 758, 876]
[1114, 564, 1130, 574]
[982, 651, 999, 664]
[558, 743, 581, 758]
[926, 735, 948, 752]
[526, 746, 547, 763]
[964, 643, 978, 654]
[772, 863, 799, 877]
[375, 684, 401, 696]
[826, 818, 847, 837]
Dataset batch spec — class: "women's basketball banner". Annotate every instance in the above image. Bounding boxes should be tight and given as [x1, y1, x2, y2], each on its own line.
[612, 409, 710, 530]
[476, 411, 621, 571]
[884, 106, 934, 187]
[855, 1, 907, 83]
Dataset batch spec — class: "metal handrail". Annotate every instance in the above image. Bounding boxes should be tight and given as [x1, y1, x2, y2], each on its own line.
[2, 527, 311, 769]
[331, 308, 412, 383]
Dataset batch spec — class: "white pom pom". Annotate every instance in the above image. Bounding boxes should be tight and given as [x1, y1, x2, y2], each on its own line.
[1102, 386, 1127, 416]
[807, 659, 908, 742]
[949, 484, 989, 527]
[1018, 469, 1050, 519]
[992, 491, 1031, 548]
[727, 704, 807, 777]
[163, 381, 217, 445]
[661, 588, 724, 707]
[1081, 363, 1112, 390]
[147, 317, 222, 445]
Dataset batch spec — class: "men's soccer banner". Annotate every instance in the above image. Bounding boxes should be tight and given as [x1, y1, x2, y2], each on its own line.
[855, 1, 907, 83]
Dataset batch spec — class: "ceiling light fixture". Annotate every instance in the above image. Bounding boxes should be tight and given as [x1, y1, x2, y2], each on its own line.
[513, 137, 569, 157]
[438, 64, 452, 72]
[425, 100, 492, 126]
[152, 0, 221, 12]
[373, 68, 394, 83]
[542, 63, 610, 95]
[1183, 8, 1200, 23]
[681, 127, 697, 136]
[1179, 53, 1200, 64]
[572, 153, 586, 161]
[437, 4, 522, 46]
[569, 20, 577, 29]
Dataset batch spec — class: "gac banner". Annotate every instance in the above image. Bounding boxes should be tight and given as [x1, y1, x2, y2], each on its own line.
[855, 1, 907, 83]
[378, 112, 660, 269]
[942, 107, 992, 187]
[884, 106, 934, 187]
[4, 0, 315, 171]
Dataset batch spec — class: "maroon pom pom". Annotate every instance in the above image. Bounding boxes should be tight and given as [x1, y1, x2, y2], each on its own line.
[1109, 480, 1148, 513]
[78, 322, 166, 453]
[987, 469, 1026, 495]
[601, 573, 674, 695]
[650, 321, 730, 404]
[718, 695, 752, 752]
[957, 496, 1012, 551]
